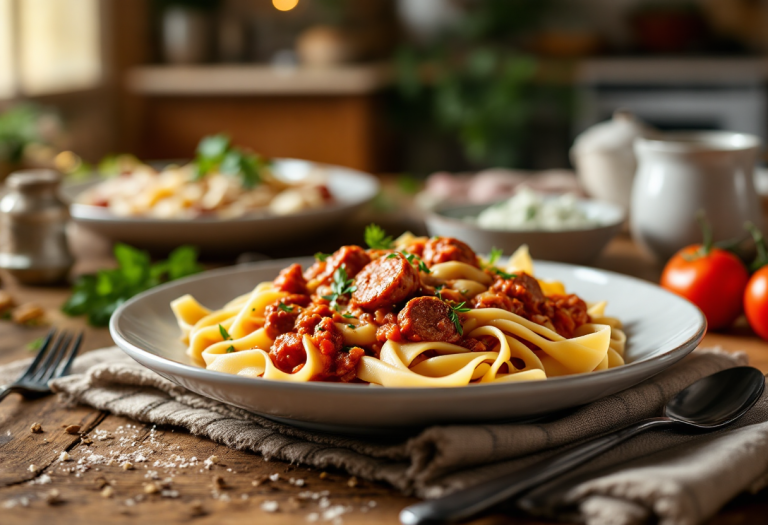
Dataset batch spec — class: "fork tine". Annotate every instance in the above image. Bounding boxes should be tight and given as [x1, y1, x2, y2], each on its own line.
[19, 329, 57, 380]
[31, 331, 69, 383]
[40, 331, 74, 383]
[57, 331, 83, 378]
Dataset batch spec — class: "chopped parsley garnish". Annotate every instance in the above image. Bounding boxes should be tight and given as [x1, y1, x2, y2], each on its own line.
[314, 252, 331, 262]
[460, 289, 469, 295]
[219, 324, 232, 341]
[388, 251, 431, 274]
[342, 313, 356, 319]
[321, 266, 357, 311]
[278, 303, 294, 313]
[447, 301, 471, 336]
[347, 324, 356, 330]
[490, 268, 517, 280]
[193, 134, 268, 189]
[487, 247, 503, 267]
[225, 345, 235, 353]
[364, 223, 394, 250]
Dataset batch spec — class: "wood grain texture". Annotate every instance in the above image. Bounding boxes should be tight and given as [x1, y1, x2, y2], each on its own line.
[0, 236, 767, 524]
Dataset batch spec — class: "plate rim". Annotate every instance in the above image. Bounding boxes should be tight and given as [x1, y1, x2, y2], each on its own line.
[110, 257, 707, 396]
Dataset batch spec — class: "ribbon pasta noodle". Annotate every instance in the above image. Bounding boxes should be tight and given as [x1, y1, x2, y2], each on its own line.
[173, 236, 626, 387]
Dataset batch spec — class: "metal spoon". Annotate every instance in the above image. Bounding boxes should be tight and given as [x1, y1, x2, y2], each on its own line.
[400, 366, 765, 525]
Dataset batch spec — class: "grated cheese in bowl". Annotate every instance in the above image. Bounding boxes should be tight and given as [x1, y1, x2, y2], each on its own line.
[473, 188, 598, 231]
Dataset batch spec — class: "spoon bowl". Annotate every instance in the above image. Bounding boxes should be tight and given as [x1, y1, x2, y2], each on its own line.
[665, 366, 765, 428]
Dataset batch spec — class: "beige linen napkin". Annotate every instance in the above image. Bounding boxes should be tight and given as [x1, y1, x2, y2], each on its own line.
[2, 347, 767, 525]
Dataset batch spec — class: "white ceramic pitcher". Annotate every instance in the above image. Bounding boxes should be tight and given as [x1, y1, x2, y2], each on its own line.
[631, 132, 764, 262]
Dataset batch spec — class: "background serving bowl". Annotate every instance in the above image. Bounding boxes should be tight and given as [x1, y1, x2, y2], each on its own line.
[62, 159, 380, 254]
[425, 198, 625, 265]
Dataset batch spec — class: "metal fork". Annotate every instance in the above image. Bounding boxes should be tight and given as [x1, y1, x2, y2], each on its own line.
[0, 329, 83, 402]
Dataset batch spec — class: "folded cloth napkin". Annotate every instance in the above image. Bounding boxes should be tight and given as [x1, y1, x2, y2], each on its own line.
[2, 346, 767, 525]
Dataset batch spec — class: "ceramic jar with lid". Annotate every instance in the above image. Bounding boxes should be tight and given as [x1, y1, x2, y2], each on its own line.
[0, 169, 74, 284]
[570, 110, 654, 211]
[631, 131, 764, 262]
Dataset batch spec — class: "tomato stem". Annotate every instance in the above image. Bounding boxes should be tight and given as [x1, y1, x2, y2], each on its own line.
[683, 211, 713, 262]
[745, 221, 768, 272]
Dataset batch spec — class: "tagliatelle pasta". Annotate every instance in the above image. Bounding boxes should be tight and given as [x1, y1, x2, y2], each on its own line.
[172, 233, 626, 387]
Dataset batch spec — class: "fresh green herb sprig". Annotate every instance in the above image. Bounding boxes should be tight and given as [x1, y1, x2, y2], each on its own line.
[364, 224, 394, 250]
[193, 134, 269, 189]
[490, 268, 516, 280]
[437, 290, 471, 335]
[387, 251, 431, 274]
[219, 324, 232, 340]
[62, 244, 204, 327]
[225, 345, 236, 353]
[314, 252, 331, 262]
[26, 337, 44, 352]
[487, 247, 503, 267]
[278, 303, 294, 313]
[322, 266, 357, 311]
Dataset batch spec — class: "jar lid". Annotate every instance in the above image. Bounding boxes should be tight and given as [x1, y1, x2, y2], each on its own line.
[572, 110, 654, 155]
[6, 169, 62, 190]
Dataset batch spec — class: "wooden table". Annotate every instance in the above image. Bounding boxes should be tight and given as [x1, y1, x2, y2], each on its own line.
[1, 236, 767, 525]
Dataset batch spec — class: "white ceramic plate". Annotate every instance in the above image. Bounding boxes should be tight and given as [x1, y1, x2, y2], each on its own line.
[62, 159, 380, 252]
[110, 259, 705, 434]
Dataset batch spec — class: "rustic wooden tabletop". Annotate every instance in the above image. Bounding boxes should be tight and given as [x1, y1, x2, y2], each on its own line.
[1, 235, 767, 525]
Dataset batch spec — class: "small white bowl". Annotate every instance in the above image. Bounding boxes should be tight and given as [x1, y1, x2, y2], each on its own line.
[425, 199, 625, 265]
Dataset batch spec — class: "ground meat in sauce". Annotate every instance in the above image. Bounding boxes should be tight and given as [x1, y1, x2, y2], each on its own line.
[310, 317, 343, 355]
[269, 333, 306, 373]
[304, 245, 371, 285]
[422, 237, 479, 268]
[398, 296, 461, 343]
[295, 303, 335, 335]
[263, 295, 311, 339]
[476, 272, 590, 338]
[273, 263, 308, 295]
[352, 253, 420, 311]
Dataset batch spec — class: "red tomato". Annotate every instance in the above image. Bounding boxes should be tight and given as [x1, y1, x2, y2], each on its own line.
[745, 266, 768, 340]
[661, 245, 750, 330]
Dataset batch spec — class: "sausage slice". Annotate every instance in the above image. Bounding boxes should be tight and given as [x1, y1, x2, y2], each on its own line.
[398, 296, 461, 343]
[422, 237, 479, 268]
[352, 253, 420, 311]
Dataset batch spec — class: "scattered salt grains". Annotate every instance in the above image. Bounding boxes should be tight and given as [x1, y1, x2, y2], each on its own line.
[269, 473, 280, 482]
[160, 490, 179, 498]
[125, 498, 136, 507]
[261, 500, 279, 513]
[59, 451, 71, 462]
[30, 474, 52, 485]
[319, 497, 331, 509]
[203, 455, 218, 469]
[307, 513, 320, 522]
[241, 494, 249, 501]
[3, 497, 30, 509]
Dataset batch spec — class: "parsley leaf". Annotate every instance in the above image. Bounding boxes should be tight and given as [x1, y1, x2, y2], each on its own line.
[342, 313, 356, 319]
[225, 345, 236, 353]
[321, 266, 357, 311]
[26, 337, 44, 352]
[193, 133, 267, 188]
[490, 268, 516, 280]
[347, 324, 356, 330]
[392, 251, 431, 274]
[219, 324, 232, 341]
[278, 303, 294, 313]
[62, 244, 203, 327]
[364, 224, 394, 250]
[488, 247, 503, 266]
[446, 300, 471, 336]
[314, 252, 331, 262]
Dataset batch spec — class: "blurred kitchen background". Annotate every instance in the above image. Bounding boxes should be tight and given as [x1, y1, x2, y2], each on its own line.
[4, 0, 768, 179]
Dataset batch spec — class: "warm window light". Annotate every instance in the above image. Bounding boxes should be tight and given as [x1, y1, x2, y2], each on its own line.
[272, 0, 299, 12]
